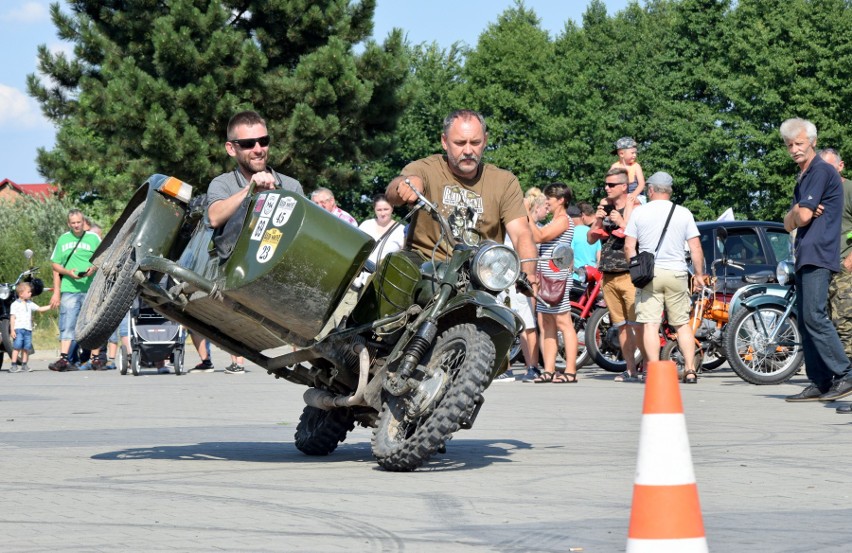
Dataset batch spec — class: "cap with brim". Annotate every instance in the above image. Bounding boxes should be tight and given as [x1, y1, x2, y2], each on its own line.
[611, 136, 637, 155]
[646, 171, 673, 187]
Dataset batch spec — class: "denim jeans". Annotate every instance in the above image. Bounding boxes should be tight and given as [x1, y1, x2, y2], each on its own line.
[796, 266, 852, 390]
[59, 292, 86, 341]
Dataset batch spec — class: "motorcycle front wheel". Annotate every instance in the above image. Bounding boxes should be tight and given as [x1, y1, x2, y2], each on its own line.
[725, 305, 804, 385]
[295, 406, 356, 456]
[75, 202, 145, 350]
[372, 323, 494, 472]
[585, 307, 641, 372]
[0, 319, 11, 371]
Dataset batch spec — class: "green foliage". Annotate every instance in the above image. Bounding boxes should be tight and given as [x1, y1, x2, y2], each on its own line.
[28, 0, 409, 221]
[0, 195, 76, 292]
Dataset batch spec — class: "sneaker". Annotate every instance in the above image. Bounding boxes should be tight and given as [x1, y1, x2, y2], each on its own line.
[225, 364, 245, 375]
[10, 363, 22, 373]
[90, 357, 105, 371]
[494, 370, 516, 382]
[188, 361, 214, 373]
[49, 358, 70, 372]
[77, 361, 93, 371]
[103, 362, 117, 371]
[518, 366, 542, 382]
[23, 363, 31, 372]
[157, 366, 170, 374]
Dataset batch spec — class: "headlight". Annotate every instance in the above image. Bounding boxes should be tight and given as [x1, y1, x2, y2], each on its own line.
[471, 242, 520, 291]
[0, 284, 9, 300]
[776, 260, 795, 286]
[574, 266, 587, 286]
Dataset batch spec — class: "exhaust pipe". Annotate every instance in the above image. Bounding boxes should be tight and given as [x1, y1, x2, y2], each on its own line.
[302, 345, 371, 410]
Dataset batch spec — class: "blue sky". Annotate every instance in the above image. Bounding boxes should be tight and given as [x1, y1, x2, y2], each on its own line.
[0, 0, 630, 184]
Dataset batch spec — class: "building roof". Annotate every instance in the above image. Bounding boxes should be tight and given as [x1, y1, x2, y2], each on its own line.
[0, 178, 58, 198]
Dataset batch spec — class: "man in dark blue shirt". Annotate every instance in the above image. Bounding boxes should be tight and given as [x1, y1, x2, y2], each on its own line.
[781, 118, 852, 402]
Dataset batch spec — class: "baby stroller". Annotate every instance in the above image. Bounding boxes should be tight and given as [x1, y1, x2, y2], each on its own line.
[120, 300, 187, 376]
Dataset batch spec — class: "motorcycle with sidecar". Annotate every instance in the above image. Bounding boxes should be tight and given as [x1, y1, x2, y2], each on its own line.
[76, 174, 570, 471]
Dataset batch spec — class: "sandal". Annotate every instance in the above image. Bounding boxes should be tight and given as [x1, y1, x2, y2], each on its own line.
[552, 371, 578, 383]
[533, 371, 555, 383]
[614, 370, 640, 383]
[682, 369, 698, 384]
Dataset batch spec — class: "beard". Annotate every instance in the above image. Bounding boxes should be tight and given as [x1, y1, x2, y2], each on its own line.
[238, 151, 268, 175]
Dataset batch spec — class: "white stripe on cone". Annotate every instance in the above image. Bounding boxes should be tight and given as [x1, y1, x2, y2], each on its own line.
[634, 413, 696, 486]
[627, 537, 708, 553]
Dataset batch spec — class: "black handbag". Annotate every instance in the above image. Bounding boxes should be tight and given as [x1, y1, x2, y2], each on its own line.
[629, 203, 676, 288]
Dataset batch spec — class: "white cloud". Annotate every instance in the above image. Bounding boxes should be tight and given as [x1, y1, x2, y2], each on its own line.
[1, 2, 49, 23]
[0, 84, 50, 129]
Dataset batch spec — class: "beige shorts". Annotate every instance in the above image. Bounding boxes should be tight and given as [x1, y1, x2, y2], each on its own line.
[602, 272, 636, 325]
[635, 268, 691, 326]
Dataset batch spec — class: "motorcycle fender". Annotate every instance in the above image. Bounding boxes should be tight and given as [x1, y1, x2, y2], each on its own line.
[92, 174, 188, 264]
[738, 294, 789, 311]
[438, 290, 523, 367]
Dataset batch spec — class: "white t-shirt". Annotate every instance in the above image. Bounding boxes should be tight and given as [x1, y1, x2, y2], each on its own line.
[10, 299, 40, 331]
[625, 200, 699, 272]
[358, 218, 406, 264]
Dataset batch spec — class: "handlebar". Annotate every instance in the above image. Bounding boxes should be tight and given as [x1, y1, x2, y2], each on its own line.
[402, 178, 458, 249]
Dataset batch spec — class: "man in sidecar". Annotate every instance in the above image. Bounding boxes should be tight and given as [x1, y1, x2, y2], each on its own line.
[385, 109, 539, 289]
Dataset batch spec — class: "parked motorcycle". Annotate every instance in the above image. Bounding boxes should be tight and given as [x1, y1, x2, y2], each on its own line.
[724, 256, 803, 385]
[75, 175, 571, 471]
[0, 249, 45, 370]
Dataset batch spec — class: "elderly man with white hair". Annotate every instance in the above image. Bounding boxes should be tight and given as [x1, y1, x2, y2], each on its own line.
[780, 118, 852, 403]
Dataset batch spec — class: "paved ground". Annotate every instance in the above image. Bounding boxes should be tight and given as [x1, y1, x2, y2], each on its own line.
[2, 347, 852, 552]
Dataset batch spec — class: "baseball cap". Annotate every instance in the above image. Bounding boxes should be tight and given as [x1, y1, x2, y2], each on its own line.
[646, 171, 673, 187]
[612, 136, 637, 154]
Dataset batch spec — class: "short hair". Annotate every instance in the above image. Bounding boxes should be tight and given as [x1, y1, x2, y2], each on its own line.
[311, 187, 334, 200]
[780, 117, 817, 144]
[67, 208, 84, 221]
[227, 111, 267, 140]
[577, 201, 595, 216]
[818, 148, 842, 162]
[543, 182, 573, 205]
[16, 281, 32, 295]
[605, 167, 629, 184]
[443, 109, 487, 136]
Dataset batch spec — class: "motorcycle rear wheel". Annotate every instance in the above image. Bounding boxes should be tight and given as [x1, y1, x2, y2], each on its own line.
[75, 203, 145, 350]
[725, 305, 804, 385]
[295, 406, 356, 456]
[371, 323, 493, 472]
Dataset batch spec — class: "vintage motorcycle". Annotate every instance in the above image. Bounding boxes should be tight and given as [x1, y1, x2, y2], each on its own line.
[724, 255, 803, 385]
[76, 175, 570, 471]
[0, 249, 45, 371]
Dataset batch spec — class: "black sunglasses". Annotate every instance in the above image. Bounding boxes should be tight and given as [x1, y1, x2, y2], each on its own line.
[604, 181, 625, 188]
[230, 135, 270, 149]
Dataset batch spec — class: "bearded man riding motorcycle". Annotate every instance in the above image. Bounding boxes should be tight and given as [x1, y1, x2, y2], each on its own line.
[386, 109, 539, 290]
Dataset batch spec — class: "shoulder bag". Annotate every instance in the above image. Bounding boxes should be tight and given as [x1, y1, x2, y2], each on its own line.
[628, 203, 676, 288]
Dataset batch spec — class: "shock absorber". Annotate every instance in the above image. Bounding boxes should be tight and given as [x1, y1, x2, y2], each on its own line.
[397, 319, 439, 379]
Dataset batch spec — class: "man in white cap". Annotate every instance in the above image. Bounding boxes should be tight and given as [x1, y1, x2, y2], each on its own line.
[624, 171, 705, 383]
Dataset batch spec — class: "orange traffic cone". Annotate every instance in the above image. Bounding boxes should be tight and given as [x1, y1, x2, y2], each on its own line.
[626, 360, 708, 552]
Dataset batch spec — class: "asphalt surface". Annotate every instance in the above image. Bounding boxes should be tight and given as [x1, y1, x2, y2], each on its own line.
[1, 347, 851, 552]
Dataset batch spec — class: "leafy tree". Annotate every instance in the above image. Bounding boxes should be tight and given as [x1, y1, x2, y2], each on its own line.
[27, 0, 409, 219]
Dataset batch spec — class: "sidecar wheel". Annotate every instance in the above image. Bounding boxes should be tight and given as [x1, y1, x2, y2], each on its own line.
[75, 203, 144, 350]
[295, 406, 356, 456]
[371, 323, 493, 472]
